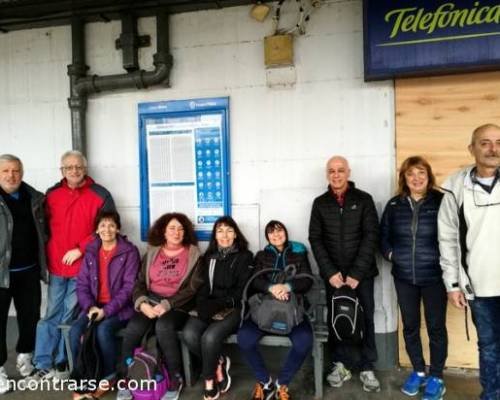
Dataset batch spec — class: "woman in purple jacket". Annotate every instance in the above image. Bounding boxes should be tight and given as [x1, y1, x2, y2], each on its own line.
[69, 210, 140, 386]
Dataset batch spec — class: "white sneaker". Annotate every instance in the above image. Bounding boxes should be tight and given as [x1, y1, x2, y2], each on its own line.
[23, 368, 55, 383]
[0, 366, 10, 394]
[52, 363, 70, 383]
[16, 353, 34, 377]
[326, 362, 352, 388]
[360, 370, 381, 392]
[116, 388, 133, 400]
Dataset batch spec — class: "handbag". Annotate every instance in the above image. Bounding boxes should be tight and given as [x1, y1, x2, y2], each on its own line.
[241, 264, 316, 335]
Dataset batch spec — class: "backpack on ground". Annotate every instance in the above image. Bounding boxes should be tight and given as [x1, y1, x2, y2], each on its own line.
[126, 331, 170, 400]
[70, 314, 102, 394]
[330, 286, 364, 344]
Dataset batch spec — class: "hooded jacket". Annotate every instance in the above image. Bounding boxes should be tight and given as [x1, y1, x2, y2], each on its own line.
[252, 241, 313, 294]
[46, 176, 115, 278]
[76, 235, 140, 321]
[438, 166, 500, 298]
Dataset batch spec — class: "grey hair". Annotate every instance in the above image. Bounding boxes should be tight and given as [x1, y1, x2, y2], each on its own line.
[60, 150, 87, 168]
[0, 154, 23, 172]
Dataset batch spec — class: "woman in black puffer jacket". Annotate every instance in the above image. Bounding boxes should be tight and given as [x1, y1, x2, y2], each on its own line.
[380, 156, 447, 399]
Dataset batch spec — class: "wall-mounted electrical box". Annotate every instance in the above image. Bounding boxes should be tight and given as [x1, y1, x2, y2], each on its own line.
[264, 34, 294, 67]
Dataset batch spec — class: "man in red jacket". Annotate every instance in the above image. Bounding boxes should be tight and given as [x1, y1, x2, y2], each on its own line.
[25, 150, 115, 382]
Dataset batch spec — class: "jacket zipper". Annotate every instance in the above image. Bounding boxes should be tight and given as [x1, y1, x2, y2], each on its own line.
[409, 198, 419, 285]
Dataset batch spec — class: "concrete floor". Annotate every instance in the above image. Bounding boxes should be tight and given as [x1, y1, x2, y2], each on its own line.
[3, 318, 481, 399]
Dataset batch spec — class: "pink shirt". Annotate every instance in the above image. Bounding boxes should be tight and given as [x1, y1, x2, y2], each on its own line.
[149, 247, 189, 298]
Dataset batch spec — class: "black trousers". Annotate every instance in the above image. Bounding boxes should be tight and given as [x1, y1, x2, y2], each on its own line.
[0, 267, 41, 366]
[394, 279, 448, 378]
[120, 309, 189, 377]
[327, 277, 378, 371]
[181, 311, 240, 380]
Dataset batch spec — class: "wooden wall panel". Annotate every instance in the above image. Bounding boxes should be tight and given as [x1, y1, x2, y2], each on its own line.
[395, 71, 500, 369]
[396, 71, 500, 184]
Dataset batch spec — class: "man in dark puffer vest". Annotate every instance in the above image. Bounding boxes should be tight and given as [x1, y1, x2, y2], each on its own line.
[309, 155, 380, 393]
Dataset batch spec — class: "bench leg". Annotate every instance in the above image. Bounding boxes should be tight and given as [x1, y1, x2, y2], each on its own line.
[180, 340, 193, 387]
[312, 340, 324, 399]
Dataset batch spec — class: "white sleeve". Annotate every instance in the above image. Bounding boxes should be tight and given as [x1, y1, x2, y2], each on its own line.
[438, 190, 461, 292]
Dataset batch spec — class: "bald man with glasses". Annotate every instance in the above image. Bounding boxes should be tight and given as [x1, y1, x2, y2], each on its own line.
[438, 123, 500, 400]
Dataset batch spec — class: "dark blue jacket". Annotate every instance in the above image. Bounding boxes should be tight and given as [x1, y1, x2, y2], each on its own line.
[380, 190, 443, 286]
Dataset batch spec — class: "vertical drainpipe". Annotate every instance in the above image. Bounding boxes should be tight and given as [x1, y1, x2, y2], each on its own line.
[67, 17, 89, 155]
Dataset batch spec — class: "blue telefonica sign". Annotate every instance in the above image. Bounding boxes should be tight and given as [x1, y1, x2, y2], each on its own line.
[364, 0, 500, 80]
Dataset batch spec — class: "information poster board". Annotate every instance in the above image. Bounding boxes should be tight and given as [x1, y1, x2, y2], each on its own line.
[139, 97, 231, 241]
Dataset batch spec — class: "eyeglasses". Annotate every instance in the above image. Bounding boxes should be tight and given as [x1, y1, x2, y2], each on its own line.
[472, 183, 500, 207]
[60, 165, 85, 172]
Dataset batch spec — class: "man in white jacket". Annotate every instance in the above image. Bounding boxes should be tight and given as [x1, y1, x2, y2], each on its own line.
[438, 123, 500, 400]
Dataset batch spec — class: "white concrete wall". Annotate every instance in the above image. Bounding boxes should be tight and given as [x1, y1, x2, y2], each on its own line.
[0, 0, 398, 333]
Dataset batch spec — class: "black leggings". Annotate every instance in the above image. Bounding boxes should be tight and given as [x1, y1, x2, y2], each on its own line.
[181, 311, 240, 380]
[120, 310, 188, 377]
[394, 279, 448, 378]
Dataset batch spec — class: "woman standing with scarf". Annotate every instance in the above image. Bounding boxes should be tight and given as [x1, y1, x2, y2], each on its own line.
[182, 216, 253, 400]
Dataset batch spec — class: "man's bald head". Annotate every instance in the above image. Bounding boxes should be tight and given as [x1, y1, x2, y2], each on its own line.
[326, 155, 351, 194]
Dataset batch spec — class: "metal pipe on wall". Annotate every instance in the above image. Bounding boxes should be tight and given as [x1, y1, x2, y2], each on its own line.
[67, 12, 172, 154]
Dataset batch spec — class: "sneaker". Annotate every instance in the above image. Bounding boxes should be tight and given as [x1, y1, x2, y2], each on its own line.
[24, 368, 55, 383]
[326, 362, 352, 388]
[359, 370, 381, 393]
[162, 374, 184, 400]
[16, 353, 34, 377]
[275, 383, 291, 400]
[216, 355, 231, 393]
[0, 366, 10, 395]
[203, 383, 220, 400]
[116, 388, 133, 400]
[422, 377, 446, 400]
[401, 371, 426, 396]
[251, 380, 275, 400]
[53, 362, 69, 382]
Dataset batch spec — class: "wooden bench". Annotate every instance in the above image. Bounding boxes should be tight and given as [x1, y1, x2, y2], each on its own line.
[180, 280, 329, 399]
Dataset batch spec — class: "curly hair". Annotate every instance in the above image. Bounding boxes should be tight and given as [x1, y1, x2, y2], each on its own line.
[397, 155, 437, 197]
[205, 216, 249, 256]
[147, 212, 198, 247]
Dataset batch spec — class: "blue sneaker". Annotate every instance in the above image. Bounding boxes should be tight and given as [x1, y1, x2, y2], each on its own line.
[422, 376, 446, 400]
[401, 371, 426, 396]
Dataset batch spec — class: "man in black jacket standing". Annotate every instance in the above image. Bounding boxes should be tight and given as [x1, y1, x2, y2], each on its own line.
[0, 154, 47, 394]
[309, 155, 380, 392]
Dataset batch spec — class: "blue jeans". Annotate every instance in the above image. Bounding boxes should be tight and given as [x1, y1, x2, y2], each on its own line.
[33, 274, 78, 369]
[469, 296, 500, 400]
[69, 313, 126, 378]
[237, 319, 313, 385]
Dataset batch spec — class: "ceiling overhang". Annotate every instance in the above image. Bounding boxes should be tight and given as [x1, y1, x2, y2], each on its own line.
[0, 0, 263, 32]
